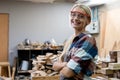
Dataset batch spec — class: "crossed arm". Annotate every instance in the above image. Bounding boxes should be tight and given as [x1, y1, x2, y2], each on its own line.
[52, 61, 75, 78]
[53, 36, 98, 78]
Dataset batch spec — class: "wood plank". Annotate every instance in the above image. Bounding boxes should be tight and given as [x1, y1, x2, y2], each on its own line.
[0, 13, 9, 62]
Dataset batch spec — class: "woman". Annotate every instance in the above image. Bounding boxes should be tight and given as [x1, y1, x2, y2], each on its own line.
[53, 4, 98, 80]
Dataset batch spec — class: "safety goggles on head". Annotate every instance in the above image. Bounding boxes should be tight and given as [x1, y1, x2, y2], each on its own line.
[71, 11, 90, 19]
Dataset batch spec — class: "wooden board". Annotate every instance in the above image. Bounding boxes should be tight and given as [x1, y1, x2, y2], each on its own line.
[32, 75, 60, 80]
[0, 13, 9, 62]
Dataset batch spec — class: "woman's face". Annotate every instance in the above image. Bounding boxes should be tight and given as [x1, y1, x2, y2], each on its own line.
[70, 6, 88, 31]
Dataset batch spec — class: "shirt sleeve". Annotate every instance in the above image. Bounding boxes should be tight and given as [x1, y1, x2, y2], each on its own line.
[67, 36, 98, 74]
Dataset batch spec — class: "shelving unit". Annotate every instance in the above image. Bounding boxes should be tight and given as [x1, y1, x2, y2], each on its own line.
[16, 48, 63, 77]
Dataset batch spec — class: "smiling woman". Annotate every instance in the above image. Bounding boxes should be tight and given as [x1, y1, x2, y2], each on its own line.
[53, 4, 98, 80]
[70, 4, 91, 34]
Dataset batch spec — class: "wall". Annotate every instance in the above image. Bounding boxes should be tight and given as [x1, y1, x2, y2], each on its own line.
[99, 0, 120, 59]
[0, 1, 74, 65]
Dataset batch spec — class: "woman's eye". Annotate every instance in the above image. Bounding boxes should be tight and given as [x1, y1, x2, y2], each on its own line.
[71, 12, 85, 19]
[71, 13, 76, 17]
[78, 14, 84, 18]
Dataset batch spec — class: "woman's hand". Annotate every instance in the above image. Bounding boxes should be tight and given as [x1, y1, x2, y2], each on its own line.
[60, 66, 75, 78]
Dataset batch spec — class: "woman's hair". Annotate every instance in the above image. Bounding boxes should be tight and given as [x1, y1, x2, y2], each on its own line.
[71, 4, 92, 23]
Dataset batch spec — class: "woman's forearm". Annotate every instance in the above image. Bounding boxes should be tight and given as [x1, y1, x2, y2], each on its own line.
[53, 61, 75, 78]
[52, 62, 67, 71]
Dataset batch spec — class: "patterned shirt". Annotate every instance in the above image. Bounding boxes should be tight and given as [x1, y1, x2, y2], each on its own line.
[61, 33, 98, 80]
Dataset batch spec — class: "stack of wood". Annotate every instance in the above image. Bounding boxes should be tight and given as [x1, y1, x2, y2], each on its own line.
[98, 51, 120, 79]
[31, 52, 60, 77]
